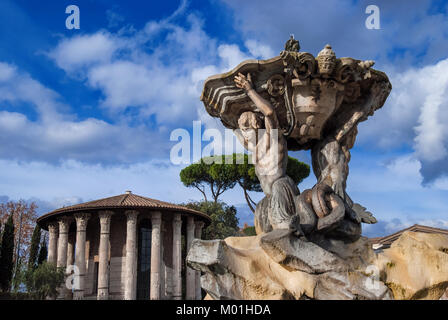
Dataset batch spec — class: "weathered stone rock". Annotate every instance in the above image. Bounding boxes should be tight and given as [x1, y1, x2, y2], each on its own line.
[314, 271, 391, 300]
[188, 231, 448, 300]
[440, 288, 448, 300]
[309, 234, 376, 271]
[187, 237, 311, 300]
[375, 231, 448, 300]
[187, 234, 391, 300]
[259, 229, 347, 274]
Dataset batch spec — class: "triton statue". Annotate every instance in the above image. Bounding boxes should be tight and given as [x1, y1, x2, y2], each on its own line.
[200, 36, 391, 241]
[188, 36, 396, 300]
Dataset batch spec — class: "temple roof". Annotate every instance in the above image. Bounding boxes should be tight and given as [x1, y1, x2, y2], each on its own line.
[37, 191, 211, 227]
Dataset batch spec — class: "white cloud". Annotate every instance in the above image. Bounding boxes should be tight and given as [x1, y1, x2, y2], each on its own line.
[0, 62, 16, 81]
[413, 60, 448, 162]
[245, 39, 275, 60]
[358, 58, 448, 182]
[217, 44, 250, 70]
[46, 14, 221, 127]
[48, 32, 120, 74]
[0, 61, 171, 163]
[45, 11, 277, 150]
[0, 62, 63, 120]
[220, 0, 448, 68]
[0, 159, 203, 214]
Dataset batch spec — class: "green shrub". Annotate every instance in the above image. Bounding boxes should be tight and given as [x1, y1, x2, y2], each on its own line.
[23, 262, 65, 300]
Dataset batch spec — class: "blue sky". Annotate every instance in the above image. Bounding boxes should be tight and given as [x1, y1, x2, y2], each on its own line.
[1, 0, 448, 237]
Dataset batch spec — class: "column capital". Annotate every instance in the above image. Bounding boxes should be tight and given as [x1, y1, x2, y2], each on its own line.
[74, 212, 91, 231]
[98, 210, 114, 219]
[151, 211, 162, 226]
[173, 213, 182, 227]
[98, 210, 114, 226]
[48, 221, 59, 234]
[125, 210, 139, 223]
[195, 220, 205, 230]
[187, 216, 195, 230]
[195, 220, 205, 239]
[58, 216, 73, 234]
[98, 210, 113, 235]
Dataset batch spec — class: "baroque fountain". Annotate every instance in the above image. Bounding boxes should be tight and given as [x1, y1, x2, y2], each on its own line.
[186, 37, 448, 300]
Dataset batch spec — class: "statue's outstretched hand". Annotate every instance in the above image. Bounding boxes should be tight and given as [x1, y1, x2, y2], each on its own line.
[234, 72, 253, 92]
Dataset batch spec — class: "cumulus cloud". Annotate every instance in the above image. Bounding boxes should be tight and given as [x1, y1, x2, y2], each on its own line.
[344, 151, 448, 232]
[0, 110, 171, 163]
[47, 14, 223, 127]
[217, 44, 251, 69]
[0, 159, 203, 215]
[245, 39, 275, 60]
[358, 58, 448, 183]
[220, 0, 448, 68]
[0, 62, 63, 120]
[45, 10, 275, 162]
[0, 61, 172, 163]
[48, 32, 120, 74]
[0, 3, 276, 212]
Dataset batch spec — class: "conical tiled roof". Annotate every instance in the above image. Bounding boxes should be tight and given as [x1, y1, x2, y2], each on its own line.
[37, 191, 210, 227]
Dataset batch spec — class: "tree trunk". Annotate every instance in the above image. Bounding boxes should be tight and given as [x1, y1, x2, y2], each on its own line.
[243, 188, 256, 213]
[194, 186, 208, 202]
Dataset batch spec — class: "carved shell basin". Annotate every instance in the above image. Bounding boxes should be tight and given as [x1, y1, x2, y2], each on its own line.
[290, 77, 345, 142]
[200, 51, 391, 150]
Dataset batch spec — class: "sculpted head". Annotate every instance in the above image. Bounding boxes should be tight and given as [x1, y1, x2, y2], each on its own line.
[238, 111, 262, 141]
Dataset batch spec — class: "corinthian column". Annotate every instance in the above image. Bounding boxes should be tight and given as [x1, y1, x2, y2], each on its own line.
[57, 217, 71, 268]
[65, 232, 75, 300]
[186, 216, 196, 300]
[194, 220, 205, 300]
[150, 211, 162, 300]
[172, 214, 182, 300]
[97, 210, 113, 300]
[124, 210, 139, 300]
[57, 216, 72, 299]
[163, 220, 173, 299]
[160, 221, 166, 299]
[47, 222, 58, 265]
[73, 213, 90, 300]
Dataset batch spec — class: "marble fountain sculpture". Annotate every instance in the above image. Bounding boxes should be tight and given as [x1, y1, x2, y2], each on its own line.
[186, 37, 448, 300]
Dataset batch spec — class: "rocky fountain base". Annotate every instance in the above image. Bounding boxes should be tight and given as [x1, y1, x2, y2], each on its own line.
[187, 230, 448, 300]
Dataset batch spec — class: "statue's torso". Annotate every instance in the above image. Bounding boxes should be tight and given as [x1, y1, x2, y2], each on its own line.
[253, 132, 288, 196]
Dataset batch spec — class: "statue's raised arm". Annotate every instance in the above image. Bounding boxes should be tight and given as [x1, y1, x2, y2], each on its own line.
[233, 72, 278, 132]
